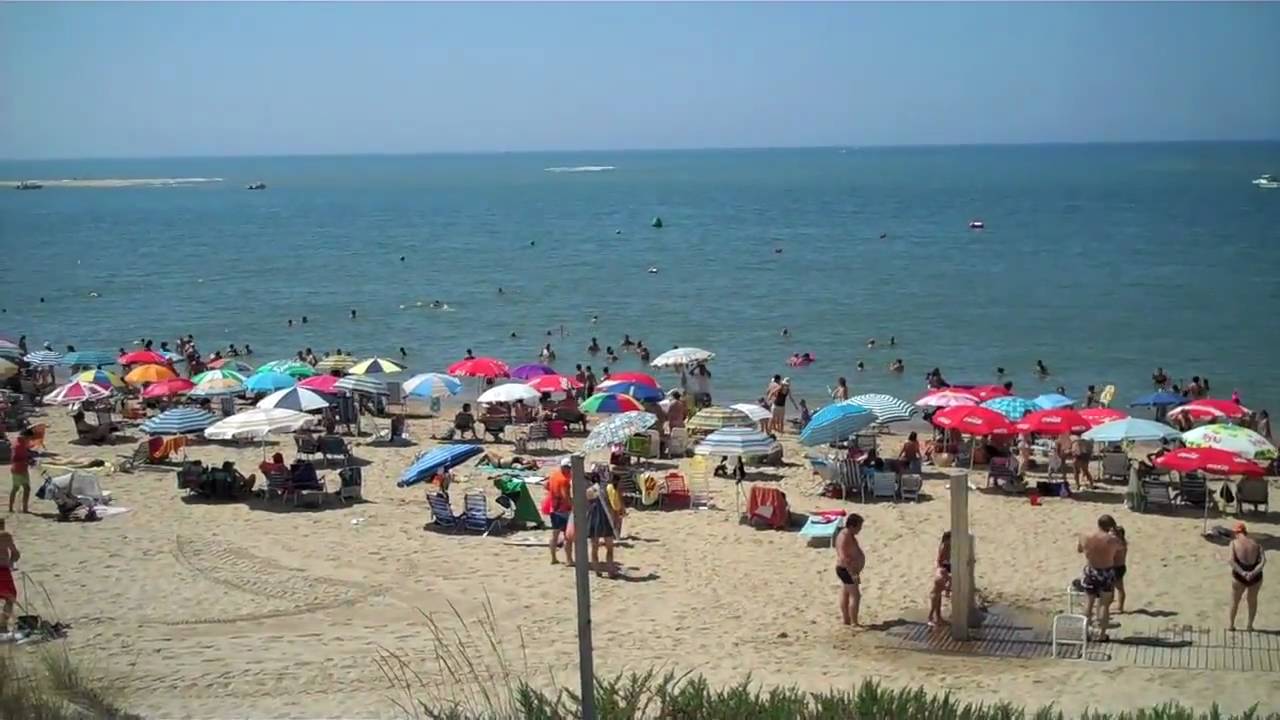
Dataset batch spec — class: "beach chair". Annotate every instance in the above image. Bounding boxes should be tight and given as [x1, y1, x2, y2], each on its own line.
[799, 513, 843, 547]
[835, 459, 863, 502]
[867, 470, 897, 501]
[546, 420, 567, 449]
[660, 472, 691, 509]
[899, 473, 923, 502]
[1175, 473, 1209, 507]
[1100, 452, 1130, 483]
[264, 466, 294, 503]
[427, 492, 462, 532]
[619, 473, 643, 507]
[290, 461, 327, 505]
[667, 427, 689, 457]
[318, 435, 351, 466]
[1235, 477, 1269, 514]
[1051, 613, 1089, 661]
[463, 489, 507, 535]
[338, 466, 363, 503]
[986, 457, 1017, 490]
[1140, 479, 1174, 513]
[807, 455, 835, 495]
[524, 423, 550, 451]
[120, 442, 151, 472]
[481, 417, 509, 443]
[294, 433, 320, 461]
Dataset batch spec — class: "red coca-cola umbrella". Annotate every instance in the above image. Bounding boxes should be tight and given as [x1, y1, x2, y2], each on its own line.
[1166, 399, 1249, 423]
[141, 377, 194, 399]
[969, 384, 1012, 402]
[446, 357, 510, 379]
[526, 374, 583, 393]
[1078, 407, 1128, 428]
[931, 405, 1015, 436]
[119, 350, 168, 366]
[1154, 448, 1265, 477]
[1016, 409, 1090, 435]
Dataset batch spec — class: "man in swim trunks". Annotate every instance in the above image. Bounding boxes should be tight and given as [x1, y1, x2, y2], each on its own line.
[835, 513, 865, 626]
[1077, 514, 1122, 640]
[0, 518, 19, 634]
[9, 428, 32, 514]
[1229, 522, 1265, 631]
[546, 458, 575, 566]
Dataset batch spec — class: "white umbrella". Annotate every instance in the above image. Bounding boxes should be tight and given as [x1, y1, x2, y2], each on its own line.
[204, 408, 316, 441]
[477, 382, 540, 405]
[651, 347, 715, 369]
[1182, 424, 1277, 462]
[729, 403, 772, 423]
[257, 387, 331, 413]
[695, 427, 779, 457]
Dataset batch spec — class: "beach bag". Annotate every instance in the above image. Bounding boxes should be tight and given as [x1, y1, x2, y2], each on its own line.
[1220, 483, 1235, 505]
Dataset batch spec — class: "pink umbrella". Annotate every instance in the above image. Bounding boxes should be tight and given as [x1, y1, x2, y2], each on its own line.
[968, 385, 1011, 402]
[447, 357, 510, 379]
[526, 374, 583, 393]
[1167, 399, 1249, 423]
[298, 375, 344, 394]
[119, 350, 168, 366]
[602, 371, 659, 388]
[931, 405, 1015, 436]
[1079, 407, 1127, 428]
[916, 390, 980, 408]
[141, 378, 195, 399]
[1015, 409, 1091, 436]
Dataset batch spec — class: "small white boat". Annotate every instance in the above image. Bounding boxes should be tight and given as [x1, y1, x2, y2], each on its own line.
[968, 219, 985, 229]
[246, 181, 266, 190]
[15, 180, 43, 190]
[1254, 174, 1278, 189]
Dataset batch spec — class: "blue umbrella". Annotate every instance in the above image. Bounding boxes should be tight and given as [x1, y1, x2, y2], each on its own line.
[1130, 391, 1185, 408]
[60, 350, 118, 367]
[596, 380, 663, 403]
[403, 373, 463, 399]
[244, 372, 297, 393]
[398, 444, 484, 487]
[982, 396, 1040, 420]
[1082, 418, 1181, 443]
[800, 403, 874, 446]
[1033, 393, 1075, 409]
[694, 427, 778, 457]
[141, 407, 218, 436]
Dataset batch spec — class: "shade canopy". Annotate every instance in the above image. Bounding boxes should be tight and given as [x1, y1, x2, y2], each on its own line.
[204, 408, 316, 440]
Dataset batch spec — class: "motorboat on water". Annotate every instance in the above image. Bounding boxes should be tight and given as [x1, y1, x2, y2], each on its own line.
[246, 181, 266, 190]
[1253, 174, 1277, 189]
[15, 180, 43, 190]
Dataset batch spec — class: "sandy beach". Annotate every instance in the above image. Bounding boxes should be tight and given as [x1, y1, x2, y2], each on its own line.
[3, 402, 1277, 718]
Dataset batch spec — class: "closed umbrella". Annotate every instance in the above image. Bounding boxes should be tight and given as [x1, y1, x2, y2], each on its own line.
[478, 382, 540, 405]
[695, 426, 779, 456]
[447, 357, 510, 379]
[916, 390, 979, 408]
[23, 350, 63, 367]
[402, 373, 463, 399]
[398, 444, 484, 487]
[1082, 418, 1181, 443]
[257, 386, 331, 412]
[686, 405, 755, 432]
[335, 374, 389, 395]
[315, 354, 357, 372]
[1033, 393, 1076, 410]
[845, 394, 917, 424]
[44, 380, 112, 405]
[349, 357, 406, 375]
[579, 392, 644, 414]
[931, 406, 1015, 437]
[651, 347, 715, 368]
[1079, 407, 1128, 428]
[60, 350, 118, 367]
[142, 407, 218, 436]
[800, 403, 875, 446]
[596, 380, 663, 402]
[188, 377, 245, 397]
[125, 363, 177, 385]
[1167, 399, 1249, 423]
[981, 396, 1039, 421]
[141, 378, 195, 399]
[204, 408, 316, 440]
[729, 403, 772, 424]
[511, 363, 556, 380]
[1015, 409, 1090, 435]
[243, 372, 297, 393]
[583, 411, 657, 452]
[1182, 424, 1277, 462]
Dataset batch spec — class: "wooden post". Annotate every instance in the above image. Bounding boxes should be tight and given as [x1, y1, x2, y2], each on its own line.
[569, 454, 597, 720]
[950, 474, 975, 640]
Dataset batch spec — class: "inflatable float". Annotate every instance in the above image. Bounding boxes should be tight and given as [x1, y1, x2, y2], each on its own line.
[787, 353, 816, 367]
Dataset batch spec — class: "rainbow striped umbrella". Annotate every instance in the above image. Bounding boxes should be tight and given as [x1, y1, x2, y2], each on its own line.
[75, 369, 125, 389]
[579, 392, 644, 414]
[44, 380, 112, 405]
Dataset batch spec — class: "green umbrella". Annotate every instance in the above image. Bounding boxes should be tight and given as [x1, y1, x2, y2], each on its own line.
[255, 360, 316, 379]
[192, 369, 246, 385]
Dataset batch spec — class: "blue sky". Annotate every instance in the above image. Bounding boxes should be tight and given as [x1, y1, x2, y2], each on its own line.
[2, 2, 1278, 158]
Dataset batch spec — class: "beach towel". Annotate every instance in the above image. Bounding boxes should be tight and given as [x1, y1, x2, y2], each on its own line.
[799, 509, 846, 546]
[746, 486, 789, 529]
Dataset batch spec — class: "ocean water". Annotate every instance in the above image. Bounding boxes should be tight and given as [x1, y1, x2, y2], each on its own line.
[2, 144, 1279, 412]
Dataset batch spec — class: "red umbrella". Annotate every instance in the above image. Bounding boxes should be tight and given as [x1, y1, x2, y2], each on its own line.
[120, 350, 168, 366]
[1015, 409, 1090, 435]
[969, 384, 1011, 402]
[526, 374, 583, 393]
[141, 378, 194, 399]
[931, 405, 1015, 436]
[1154, 448, 1264, 477]
[917, 390, 980, 408]
[602, 371, 659, 388]
[1167, 398, 1249, 423]
[1078, 407, 1128, 428]
[298, 375, 343, 394]
[446, 357, 510, 379]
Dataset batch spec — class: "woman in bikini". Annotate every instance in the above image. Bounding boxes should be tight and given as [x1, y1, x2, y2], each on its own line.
[928, 531, 952, 627]
[1229, 523, 1265, 632]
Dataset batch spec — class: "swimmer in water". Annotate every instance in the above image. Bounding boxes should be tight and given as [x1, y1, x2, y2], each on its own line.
[996, 367, 1005, 376]
[465, 348, 475, 360]
[1036, 359, 1049, 377]
[889, 358, 904, 373]
[774, 247, 782, 254]
[430, 300, 442, 309]
[498, 287, 504, 294]
[287, 319, 293, 327]
[510, 332, 518, 338]
[889, 336, 896, 346]
[530, 240, 536, 246]
[591, 314, 598, 324]
[856, 361, 865, 372]
[400, 255, 405, 262]
[781, 327, 789, 337]
[399, 347, 408, 358]
[588, 337, 600, 353]
[621, 334, 634, 348]
[866, 338, 876, 349]
[302, 315, 308, 324]
[879, 232, 888, 239]
[350, 309, 357, 319]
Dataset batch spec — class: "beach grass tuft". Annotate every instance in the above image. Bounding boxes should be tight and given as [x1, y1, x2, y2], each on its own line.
[0, 647, 141, 720]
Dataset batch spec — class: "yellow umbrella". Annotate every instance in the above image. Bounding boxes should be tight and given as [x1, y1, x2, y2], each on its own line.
[348, 357, 405, 375]
[125, 363, 177, 385]
[75, 369, 126, 389]
[0, 358, 15, 380]
[315, 354, 357, 372]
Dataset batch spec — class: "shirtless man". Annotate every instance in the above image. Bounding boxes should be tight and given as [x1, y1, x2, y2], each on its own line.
[1077, 514, 1122, 640]
[1229, 522, 1265, 631]
[0, 518, 20, 633]
[835, 513, 866, 626]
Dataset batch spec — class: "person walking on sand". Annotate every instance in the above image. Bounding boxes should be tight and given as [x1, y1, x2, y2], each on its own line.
[1229, 523, 1265, 631]
[1077, 514, 1122, 640]
[546, 458, 574, 566]
[835, 513, 865, 626]
[0, 519, 18, 634]
[1113, 526, 1128, 613]
[928, 531, 952, 627]
[9, 428, 33, 514]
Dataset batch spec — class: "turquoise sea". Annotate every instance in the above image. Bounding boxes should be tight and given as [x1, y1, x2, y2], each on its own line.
[2, 143, 1279, 412]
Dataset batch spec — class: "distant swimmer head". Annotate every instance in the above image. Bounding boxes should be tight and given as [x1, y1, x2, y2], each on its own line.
[880, 233, 888, 239]
[969, 220, 985, 229]
[647, 266, 659, 273]
[88, 291, 100, 298]
[350, 309, 357, 319]
[615, 229, 622, 235]
[399, 255, 406, 262]
[774, 248, 782, 254]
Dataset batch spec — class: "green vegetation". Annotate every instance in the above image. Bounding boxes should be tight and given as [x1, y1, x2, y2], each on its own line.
[0, 648, 140, 720]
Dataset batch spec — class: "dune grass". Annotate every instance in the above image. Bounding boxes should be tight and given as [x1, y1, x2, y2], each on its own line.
[0, 648, 141, 720]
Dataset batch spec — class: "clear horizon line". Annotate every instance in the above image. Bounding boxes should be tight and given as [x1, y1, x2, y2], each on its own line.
[3, 137, 1278, 163]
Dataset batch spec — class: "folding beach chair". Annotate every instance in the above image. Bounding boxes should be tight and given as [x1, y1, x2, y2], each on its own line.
[294, 434, 320, 462]
[1175, 473, 1209, 508]
[1100, 452, 1130, 483]
[1236, 477, 1269, 514]
[867, 470, 898, 501]
[660, 472, 692, 509]
[986, 457, 1017, 490]
[1140, 479, 1174, 513]
[463, 489, 507, 536]
[318, 435, 351, 466]
[899, 473, 923, 502]
[428, 491, 462, 532]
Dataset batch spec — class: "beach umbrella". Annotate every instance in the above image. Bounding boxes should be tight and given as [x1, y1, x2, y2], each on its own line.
[125, 363, 178, 385]
[583, 411, 658, 452]
[141, 378, 195, 399]
[596, 380, 663, 402]
[1015, 409, 1090, 436]
[931, 406, 1015, 437]
[511, 363, 556, 380]
[60, 350, 118, 367]
[916, 390, 979, 408]
[1129, 391, 1186, 408]
[204, 408, 316, 441]
[1167, 399, 1249, 423]
[335, 374, 389, 395]
[397, 444, 484, 487]
[207, 358, 255, 373]
[800, 403, 875, 446]
[0, 359, 15, 381]
[580, 392, 644, 414]
[1154, 448, 1265, 477]
[696, 426, 779, 457]
[298, 375, 344, 394]
[526, 374, 582, 394]
[44, 380, 112, 405]
[191, 369, 246, 385]
[1079, 407, 1128, 428]
[478, 382, 541, 405]
[141, 407, 218, 436]
[257, 386, 331, 412]
[603, 371, 659, 388]
[686, 405, 756, 432]
[844, 394, 917, 424]
[188, 377, 245, 397]
[981, 396, 1040, 421]
[1082, 417, 1181, 443]
[23, 350, 63, 367]
[119, 350, 168, 365]
[74, 369, 125, 389]
[729, 403, 773, 423]
[243, 372, 297, 393]
[1182, 424, 1277, 462]
[1033, 393, 1076, 410]
[402, 373, 463, 399]
[0, 345, 19, 361]
[315, 354, 357, 372]
[967, 385, 1012, 402]
[651, 347, 715, 368]
[349, 357, 406, 375]
[255, 361, 316, 379]
[447, 357, 510, 379]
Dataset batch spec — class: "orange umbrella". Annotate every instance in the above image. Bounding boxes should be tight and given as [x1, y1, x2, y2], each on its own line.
[125, 363, 177, 385]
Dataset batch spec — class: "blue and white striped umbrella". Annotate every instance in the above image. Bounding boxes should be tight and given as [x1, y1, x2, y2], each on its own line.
[800, 403, 875, 446]
[336, 374, 389, 395]
[583, 411, 657, 452]
[402, 373, 462, 399]
[695, 426, 779, 457]
[844, 394, 917, 424]
[60, 350, 118, 367]
[23, 350, 63, 367]
[981, 396, 1040, 421]
[142, 407, 218, 436]
[244, 372, 297, 393]
[398, 444, 484, 487]
[1034, 393, 1076, 409]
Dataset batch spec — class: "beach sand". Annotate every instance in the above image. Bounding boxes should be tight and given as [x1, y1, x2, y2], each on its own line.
[7, 408, 1279, 718]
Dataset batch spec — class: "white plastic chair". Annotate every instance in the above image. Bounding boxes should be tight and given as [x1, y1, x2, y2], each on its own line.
[868, 471, 897, 501]
[899, 473, 923, 502]
[667, 427, 689, 457]
[1052, 613, 1088, 660]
